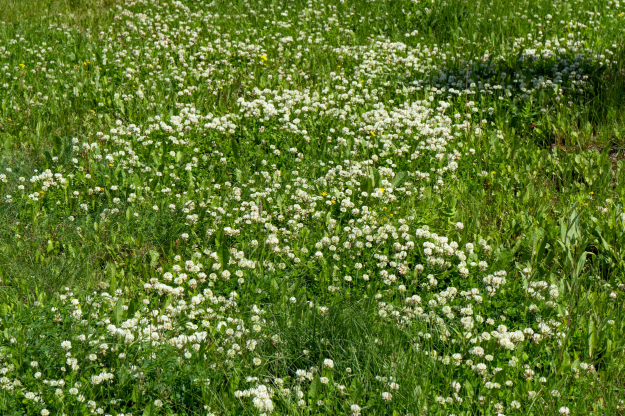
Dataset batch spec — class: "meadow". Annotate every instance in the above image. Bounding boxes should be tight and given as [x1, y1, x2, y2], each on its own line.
[0, 0, 625, 414]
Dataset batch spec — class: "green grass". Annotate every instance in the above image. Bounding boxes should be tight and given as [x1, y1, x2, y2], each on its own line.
[0, 0, 624, 415]
[0, 0, 119, 28]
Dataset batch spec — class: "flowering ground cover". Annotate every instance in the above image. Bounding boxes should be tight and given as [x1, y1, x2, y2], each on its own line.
[0, 0, 625, 414]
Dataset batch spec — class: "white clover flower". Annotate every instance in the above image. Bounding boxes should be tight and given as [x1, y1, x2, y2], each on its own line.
[471, 347, 484, 357]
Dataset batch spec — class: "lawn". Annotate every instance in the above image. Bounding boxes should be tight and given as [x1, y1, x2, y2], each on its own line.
[0, 0, 625, 414]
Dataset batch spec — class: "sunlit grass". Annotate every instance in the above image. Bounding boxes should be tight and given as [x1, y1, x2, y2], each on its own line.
[0, 0, 624, 415]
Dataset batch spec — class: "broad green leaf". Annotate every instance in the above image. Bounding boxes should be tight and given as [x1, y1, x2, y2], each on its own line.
[216, 231, 230, 267]
[536, 235, 549, 264]
[391, 171, 407, 188]
[231, 137, 240, 163]
[349, 377, 363, 402]
[308, 375, 321, 400]
[149, 249, 160, 268]
[271, 278, 279, 294]
[114, 297, 124, 325]
[143, 403, 154, 416]
[561, 350, 571, 373]
[372, 167, 380, 188]
[3, 136, 12, 150]
[52, 135, 62, 154]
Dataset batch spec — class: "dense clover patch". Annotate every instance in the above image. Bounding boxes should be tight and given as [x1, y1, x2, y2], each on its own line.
[1, 0, 625, 415]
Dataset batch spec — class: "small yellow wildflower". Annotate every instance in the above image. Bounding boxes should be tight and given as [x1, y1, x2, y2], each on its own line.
[331, 200, 336, 204]
[379, 188, 385, 193]
[260, 55, 268, 61]
[109, 164, 114, 167]
[321, 192, 327, 196]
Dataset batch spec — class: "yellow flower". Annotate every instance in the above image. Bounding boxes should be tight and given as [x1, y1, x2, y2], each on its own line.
[109, 164, 114, 167]
[90, 110, 95, 113]
[260, 55, 268, 61]
[321, 192, 327, 196]
[379, 188, 385, 193]
[331, 200, 336, 204]
[19, 64, 25, 68]
[492, 171, 496, 174]
[370, 132, 375, 137]
[590, 192, 594, 195]
[39, 191, 44, 194]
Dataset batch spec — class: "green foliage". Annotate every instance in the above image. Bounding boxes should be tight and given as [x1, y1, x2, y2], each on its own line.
[0, 0, 624, 415]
